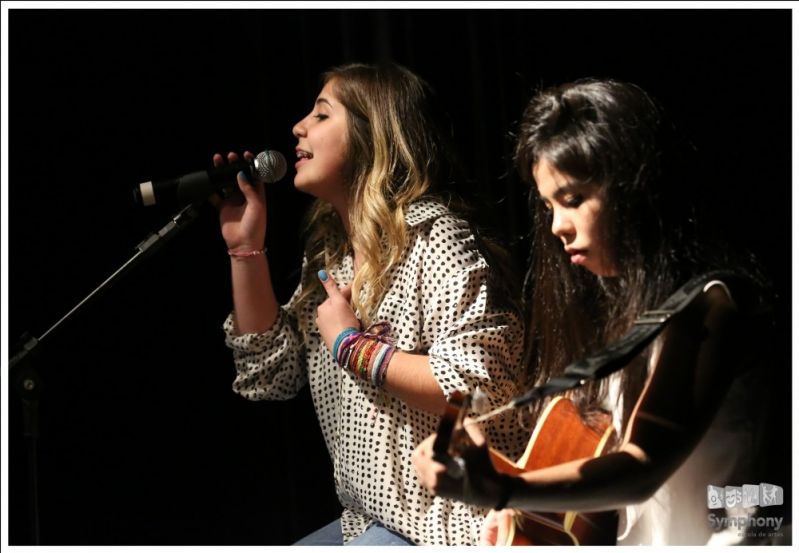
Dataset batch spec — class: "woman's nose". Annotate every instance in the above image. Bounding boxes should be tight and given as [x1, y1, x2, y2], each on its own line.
[551, 209, 574, 241]
[292, 117, 307, 138]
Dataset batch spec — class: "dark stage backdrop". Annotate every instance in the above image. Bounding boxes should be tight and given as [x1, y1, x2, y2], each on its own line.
[8, 8, 791, 545]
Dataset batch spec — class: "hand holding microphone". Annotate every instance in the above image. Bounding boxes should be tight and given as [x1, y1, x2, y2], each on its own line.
[133, 149, 287, 207]
[117, 148, 286, 344]
[132, 149, 288, 255]
[214, 151, 275, 255]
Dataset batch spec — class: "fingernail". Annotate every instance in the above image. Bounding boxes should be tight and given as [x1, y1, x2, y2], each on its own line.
[238, 170, 250, 182]
[318, 269, 328, 281]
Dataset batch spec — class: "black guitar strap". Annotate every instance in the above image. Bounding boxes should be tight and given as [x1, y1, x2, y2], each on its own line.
[501, 271, 737, 412]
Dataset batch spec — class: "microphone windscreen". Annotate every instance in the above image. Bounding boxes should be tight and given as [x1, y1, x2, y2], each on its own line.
[254, 150, 287, 183]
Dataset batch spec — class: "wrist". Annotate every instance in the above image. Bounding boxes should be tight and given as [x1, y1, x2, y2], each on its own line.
[332, 327, 359, 360]
[334, 322, 396, 388]
[494, 474, 518, 511]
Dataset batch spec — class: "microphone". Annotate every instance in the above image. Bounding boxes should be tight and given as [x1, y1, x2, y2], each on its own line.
[133, 150, 287, 207]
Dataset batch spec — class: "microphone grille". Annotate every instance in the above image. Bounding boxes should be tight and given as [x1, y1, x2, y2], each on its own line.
[253, 150, 287, 183]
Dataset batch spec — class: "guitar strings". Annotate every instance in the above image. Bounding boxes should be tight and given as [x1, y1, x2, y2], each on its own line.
[466, 401, 516, 425]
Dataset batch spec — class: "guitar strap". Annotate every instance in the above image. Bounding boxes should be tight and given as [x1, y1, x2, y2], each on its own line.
[477, 271, 738, 420]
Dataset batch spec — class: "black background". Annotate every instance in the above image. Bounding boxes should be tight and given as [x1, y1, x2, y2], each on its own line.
[8, 8, 791, 545]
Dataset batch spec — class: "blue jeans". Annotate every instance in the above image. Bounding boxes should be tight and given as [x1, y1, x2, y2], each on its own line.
[294, 518, 414, 546]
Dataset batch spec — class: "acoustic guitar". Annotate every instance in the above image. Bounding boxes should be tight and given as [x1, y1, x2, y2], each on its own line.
[433, 392, 619, 545]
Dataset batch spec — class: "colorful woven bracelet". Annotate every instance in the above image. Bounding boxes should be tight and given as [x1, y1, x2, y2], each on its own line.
[342, 334, 361, 369]
[332, 327, 359, 363]
[333, 321, 397, 387]
[375, 345, 395, 388]
[365, 339, 384, 379]
[355, 337, 375, 380]
[370, 343, 392, 387]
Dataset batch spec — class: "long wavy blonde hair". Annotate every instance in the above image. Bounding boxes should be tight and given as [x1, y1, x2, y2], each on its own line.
[295, 63, 458, 324]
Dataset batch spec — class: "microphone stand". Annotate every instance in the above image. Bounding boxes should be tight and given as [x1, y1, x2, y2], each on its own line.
[9, 202, 203, 545]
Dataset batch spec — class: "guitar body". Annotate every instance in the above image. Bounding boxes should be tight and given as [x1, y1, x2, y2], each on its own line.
[434, 393, 619, 546]
[487, 396, 619, 545]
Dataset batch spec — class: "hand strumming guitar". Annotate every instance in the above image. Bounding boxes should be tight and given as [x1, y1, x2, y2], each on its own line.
[412, 416, 519, 510]
[415, 394, 622, 546]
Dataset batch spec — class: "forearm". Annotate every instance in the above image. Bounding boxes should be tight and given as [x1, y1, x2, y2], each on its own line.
[506, 444, 660, 512]
[230, 254, 279, 335]
[382, 352, 448, 415]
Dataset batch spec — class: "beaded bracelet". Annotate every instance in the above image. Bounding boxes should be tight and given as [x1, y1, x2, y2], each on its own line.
[228, 247, 267, 258]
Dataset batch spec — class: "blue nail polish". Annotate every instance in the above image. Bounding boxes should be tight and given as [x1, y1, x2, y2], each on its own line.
[318, 269, 329, 281]
[238, 170, 250, 182]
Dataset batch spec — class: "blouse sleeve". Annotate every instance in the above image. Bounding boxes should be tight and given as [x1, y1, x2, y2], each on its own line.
[222, 259, 311, 401]
[421, 216, 527, 452]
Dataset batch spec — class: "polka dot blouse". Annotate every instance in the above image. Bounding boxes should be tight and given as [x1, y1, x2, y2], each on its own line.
[223, 200, 529, 545]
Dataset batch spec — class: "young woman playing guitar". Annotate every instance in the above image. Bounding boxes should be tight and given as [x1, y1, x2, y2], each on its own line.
[412, 79, 774, 546]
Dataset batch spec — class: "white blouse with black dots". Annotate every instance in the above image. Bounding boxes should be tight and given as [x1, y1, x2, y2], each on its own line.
[223, 200, 529, 545]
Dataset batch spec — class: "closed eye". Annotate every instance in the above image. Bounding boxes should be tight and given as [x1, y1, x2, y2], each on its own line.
[562, 193, 584, 208]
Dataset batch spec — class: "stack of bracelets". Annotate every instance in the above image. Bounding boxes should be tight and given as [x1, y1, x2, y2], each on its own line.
[332, 322, 397, 388]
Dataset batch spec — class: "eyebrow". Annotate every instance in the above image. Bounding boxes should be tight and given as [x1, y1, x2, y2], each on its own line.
[537, 180, 589, 206]
[315, 97, 333, 108]
[548, 181, 584, 201]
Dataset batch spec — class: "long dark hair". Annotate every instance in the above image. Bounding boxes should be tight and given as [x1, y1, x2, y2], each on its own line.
[514, 79, 739, 426]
